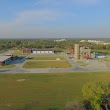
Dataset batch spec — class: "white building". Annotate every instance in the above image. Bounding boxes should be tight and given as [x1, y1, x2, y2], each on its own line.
[32, 48, 54, 54]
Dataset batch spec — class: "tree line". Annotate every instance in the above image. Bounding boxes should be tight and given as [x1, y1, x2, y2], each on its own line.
[0, 39, 110, 51]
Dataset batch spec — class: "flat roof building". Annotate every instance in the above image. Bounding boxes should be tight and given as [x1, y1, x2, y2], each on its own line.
[0, 56, 12, 65]
[23, 48, 56, 54]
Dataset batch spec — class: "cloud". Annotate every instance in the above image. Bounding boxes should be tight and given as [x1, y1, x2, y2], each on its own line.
[73, 0, 100, 4]
[35, 0, 101, 7]
[0, 8, 76, 38]
[35, 0, 63, 6]
[0, 9, 59, 28]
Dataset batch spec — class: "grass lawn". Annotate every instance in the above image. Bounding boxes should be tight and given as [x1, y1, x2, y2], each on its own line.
[0, 50, 7, 54]
[76, 61, 86, 66]
[31, 56, 66, 60]
[92, 49, 110, 55]
[13, 50, 30, 56]
[0, 72, 110, 110]
[0, 64, 15, 69]
[23, 61, 71, 68]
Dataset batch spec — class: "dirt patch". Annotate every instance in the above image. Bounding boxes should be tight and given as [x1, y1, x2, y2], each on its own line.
[16, 79, 26, 82]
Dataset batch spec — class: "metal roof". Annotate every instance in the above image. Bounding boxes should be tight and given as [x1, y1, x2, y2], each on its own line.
[0, 56, 11, 62]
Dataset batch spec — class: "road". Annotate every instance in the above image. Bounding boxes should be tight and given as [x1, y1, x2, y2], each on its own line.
[0, 52, 110, 73]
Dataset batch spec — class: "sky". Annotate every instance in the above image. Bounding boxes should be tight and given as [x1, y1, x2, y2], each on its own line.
[0, 0, 110, 38]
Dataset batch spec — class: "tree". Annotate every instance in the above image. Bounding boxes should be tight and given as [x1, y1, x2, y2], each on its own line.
[82, 82, 110, 110]
[65, 101, 86, 110]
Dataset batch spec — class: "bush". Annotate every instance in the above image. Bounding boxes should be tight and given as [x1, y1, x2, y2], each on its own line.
[65, 101, 86, 110]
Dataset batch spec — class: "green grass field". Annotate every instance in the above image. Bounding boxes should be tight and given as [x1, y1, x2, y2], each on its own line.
[0, 72, 110, 110]
[23, 61, 71, 68]
[31, 56, 66, 60]
[92, 49, 110, 55]
[0, 64, 15, 69]
[13, 50, 30, 56]
[0, 50, 7, 54]
[76, 61, 86, 66]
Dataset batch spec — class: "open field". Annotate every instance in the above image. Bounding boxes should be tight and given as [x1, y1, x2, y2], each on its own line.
[0, 72, 110, 110]
[76, 61, 86, 66]
[0, 50, 7, 54]
[92, 49, 110, 55]
[0, 64, 15, 69]
[12, 50, 30, 56]
[23, 61, 71, 68]
[31, 56, 66, 60]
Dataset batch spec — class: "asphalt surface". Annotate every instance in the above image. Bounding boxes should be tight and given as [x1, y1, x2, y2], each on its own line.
[0, 52, 110, 73]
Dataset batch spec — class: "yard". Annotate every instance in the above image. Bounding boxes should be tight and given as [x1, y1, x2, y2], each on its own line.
[12, 50, 30, 56]
[0, 64, 15, 69]
[30, 56, 66, 60]
[76, 60, 86, 66]
[92, 49, 110, 55]
[0, 72, 110, 110]
[23, 61, 71, 68]
[0, 50, 7, 54]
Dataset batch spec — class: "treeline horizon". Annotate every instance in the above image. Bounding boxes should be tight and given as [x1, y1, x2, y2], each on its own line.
[0, 39, 110, 52]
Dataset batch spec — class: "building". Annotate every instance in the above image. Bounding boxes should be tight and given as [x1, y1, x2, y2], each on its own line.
[87, 40, 104, 44]
[0, 56, 12, 65]
[95, 53, 106, 59]
[32, 48, 54, 54]
[80, 40, 87, 43]
[54, 39, 66, 42]
[80, 47, 91, 59]
[23, 48, 55, 54]
[74, 44, 95, 59]
[23, 48, 32, 53]
[69, 49, 74, 54]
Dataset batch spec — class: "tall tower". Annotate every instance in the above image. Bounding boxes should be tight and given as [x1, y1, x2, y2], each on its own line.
[74, 44, 80, 59]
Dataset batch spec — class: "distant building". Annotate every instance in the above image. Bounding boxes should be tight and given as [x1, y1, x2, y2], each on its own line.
[54, 39, 66, 42]
[80, 40, 87, 43]
[88, 40, 105, 44]
[74, 44, 95, 59]
[23, 48, 32, 53]
[69, 49, 74, 54]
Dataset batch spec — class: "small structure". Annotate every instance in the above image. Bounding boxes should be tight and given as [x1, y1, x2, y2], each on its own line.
[23, 48, 32, 53]
[95, 53, 106, 59]
[69, 49, 74, 54]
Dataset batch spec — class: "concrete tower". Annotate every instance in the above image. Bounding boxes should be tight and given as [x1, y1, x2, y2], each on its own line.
[74, 44, 80, 59]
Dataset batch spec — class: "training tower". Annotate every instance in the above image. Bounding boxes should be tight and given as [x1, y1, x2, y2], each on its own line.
[74, 44, 80, 59]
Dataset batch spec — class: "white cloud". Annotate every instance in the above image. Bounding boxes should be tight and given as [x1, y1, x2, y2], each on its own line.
[35, 0, 64, 6]
[0, 9, 76, 38]
[35, 0, 101, 6]
[73, 0, 100, 4]
[0, 9, 59, 29]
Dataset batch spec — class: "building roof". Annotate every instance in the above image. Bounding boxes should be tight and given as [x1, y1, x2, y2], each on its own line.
[32, 48, 54, 51]
[0, 56, 11, 62]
